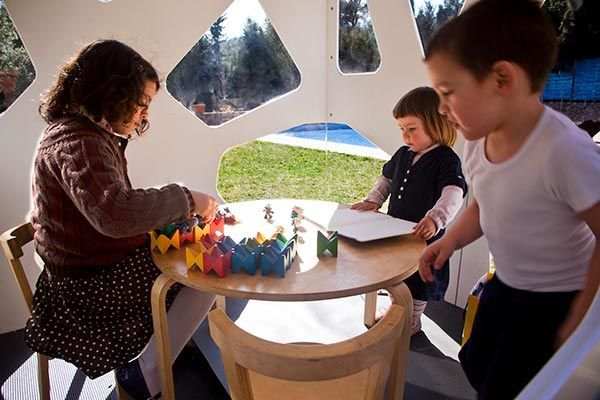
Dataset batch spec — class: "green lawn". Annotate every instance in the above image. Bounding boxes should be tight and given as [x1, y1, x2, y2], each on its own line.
[217, 140, 385, 205]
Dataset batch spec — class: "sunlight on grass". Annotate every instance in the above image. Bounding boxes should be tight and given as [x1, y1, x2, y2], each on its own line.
[217, 141, 385, 204]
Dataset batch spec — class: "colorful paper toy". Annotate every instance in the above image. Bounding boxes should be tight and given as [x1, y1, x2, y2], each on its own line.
[150, 230, 181, 254]
[217, 236, 237, 254]
[263, 203, 274, 223]
[186, 246, 231, 278]
[271, 232, 289, 249]
[317, 231, 338, 257]
[203, 246, 232, 278]
[240, 237, 260, 251]
[202, 234, 220, 249]
[210, 216, 225, 237]
[179, 224, 207, 246]
[231, 243, 258, 275]
[255, 232, 267, 244]
[196, 222, 211, 238]
[186, 247, 204, 271]
[260, 245, 289, 277]
[260, 234, 298, 277]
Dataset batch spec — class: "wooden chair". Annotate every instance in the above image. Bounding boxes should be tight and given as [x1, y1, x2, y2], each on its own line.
[0, 222, 130, 400]
[208, 304, 407, 400]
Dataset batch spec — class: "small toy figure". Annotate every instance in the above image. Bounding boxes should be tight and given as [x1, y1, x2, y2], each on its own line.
[263, 203, 274, 223]
[290, 206, 304, 234]
[217, 206, 239, 225]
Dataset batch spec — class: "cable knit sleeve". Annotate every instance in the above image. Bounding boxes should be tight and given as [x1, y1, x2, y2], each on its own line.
[48, 133, 193, 238]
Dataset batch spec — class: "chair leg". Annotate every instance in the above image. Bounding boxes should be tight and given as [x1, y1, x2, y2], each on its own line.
[364, 291, 377, 327]
[37, 353, 50, 400]
[216, 295, 226, 312]
[114, 369, 133, 400]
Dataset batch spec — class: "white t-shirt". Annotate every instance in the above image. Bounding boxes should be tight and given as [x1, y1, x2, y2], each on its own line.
[464, 106, 600, 292]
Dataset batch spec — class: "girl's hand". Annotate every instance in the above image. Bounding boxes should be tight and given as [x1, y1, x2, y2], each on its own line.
[190, 191, 218, 223]
[419, 238, 456, 282]
[351, 201, 380, 211]
[413, 216, 437, 240]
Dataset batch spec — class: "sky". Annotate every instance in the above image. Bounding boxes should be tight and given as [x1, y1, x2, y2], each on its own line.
[220, 0, 445, 39]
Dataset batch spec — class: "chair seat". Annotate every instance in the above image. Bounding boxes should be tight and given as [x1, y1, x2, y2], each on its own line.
[249, 369, 370, 400]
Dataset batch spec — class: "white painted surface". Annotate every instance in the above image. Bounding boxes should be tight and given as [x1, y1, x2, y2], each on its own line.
[0, 0, 487, 333]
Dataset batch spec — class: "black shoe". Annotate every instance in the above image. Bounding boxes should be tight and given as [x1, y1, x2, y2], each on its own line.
[116, 359, 161, 400]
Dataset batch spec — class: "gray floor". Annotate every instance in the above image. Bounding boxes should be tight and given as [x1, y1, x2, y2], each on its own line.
[0, 297, 476, 400]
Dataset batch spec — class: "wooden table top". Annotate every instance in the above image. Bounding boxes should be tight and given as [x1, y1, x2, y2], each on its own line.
[151, 199, 425, 301]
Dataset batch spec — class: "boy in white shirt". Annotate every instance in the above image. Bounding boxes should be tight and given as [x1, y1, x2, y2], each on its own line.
[420, 0, 600, 398]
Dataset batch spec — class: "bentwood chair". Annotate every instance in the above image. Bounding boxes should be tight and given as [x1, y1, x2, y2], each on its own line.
[0, 222, 130, 400]
[208, 304, 407, 400]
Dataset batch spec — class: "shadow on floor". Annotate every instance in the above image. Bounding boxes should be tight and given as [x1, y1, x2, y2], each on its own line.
[0, 300, 475, 400]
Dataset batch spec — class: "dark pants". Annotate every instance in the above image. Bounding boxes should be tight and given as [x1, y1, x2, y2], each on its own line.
[458, 275, 578, 400]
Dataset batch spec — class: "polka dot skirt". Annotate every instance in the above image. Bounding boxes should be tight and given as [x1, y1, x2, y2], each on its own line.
[24, 247, 181, 379]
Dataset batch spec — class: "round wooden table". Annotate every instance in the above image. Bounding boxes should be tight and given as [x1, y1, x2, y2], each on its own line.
[150, 199, 424, 400]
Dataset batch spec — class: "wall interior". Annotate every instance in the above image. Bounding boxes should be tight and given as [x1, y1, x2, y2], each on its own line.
[0, 0, 490, 334]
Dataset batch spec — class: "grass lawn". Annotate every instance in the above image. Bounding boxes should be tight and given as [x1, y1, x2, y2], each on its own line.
[217, 140, 386, 205]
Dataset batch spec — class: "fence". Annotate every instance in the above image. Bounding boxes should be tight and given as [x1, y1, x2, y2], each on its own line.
[542, 58, 600, 102]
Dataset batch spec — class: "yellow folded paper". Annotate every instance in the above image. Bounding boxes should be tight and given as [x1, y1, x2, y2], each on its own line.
[150, 231, 180, 254]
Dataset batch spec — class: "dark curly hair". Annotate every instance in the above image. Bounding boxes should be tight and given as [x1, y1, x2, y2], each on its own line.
[39, 39, 160, 134]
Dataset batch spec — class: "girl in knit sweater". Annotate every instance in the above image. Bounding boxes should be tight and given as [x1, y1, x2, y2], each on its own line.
[27, 39, 217, 399]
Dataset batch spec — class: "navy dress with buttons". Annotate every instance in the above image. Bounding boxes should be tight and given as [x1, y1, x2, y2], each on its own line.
[383, 145, 467, 301]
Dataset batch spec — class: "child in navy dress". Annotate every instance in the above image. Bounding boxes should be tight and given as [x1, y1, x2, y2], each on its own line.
[352, 87, 467, 334]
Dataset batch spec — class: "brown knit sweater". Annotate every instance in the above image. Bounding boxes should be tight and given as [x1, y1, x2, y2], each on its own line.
[30, 116, 195, 277]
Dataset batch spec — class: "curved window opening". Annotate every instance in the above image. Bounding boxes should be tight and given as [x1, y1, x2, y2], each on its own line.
[167, 0, 301, 127]
[411, 0, 464, 52]
[0, 1, 36, 115]
[217, 122, 388, 203]
[338, 0, 381, 74]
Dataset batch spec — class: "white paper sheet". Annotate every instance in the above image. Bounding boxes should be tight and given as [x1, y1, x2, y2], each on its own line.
[305, 206, 415, 242]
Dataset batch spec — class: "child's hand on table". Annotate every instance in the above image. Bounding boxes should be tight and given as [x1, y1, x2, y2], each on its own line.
[350, 201, 380, 211]
[190, 191, 218, 223]
[413, 216, 437, 240]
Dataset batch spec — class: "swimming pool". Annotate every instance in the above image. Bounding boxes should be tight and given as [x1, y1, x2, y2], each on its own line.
[275, 123, 377, 148]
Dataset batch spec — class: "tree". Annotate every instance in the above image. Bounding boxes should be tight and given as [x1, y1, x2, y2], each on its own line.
[264, 22, 300, 91]
[167, 36, 214, 108]
[543, 0, 600, 71]
[0, 2, 35, 108]
[210, 16, 226, 103]
[415, 2, 437, 50]
[338, 0, 380, 73]
[340, 0, 367, 28]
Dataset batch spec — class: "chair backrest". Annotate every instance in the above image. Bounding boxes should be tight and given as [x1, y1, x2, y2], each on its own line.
[209, 304, 406, 400]
[0, 222, 36, 314]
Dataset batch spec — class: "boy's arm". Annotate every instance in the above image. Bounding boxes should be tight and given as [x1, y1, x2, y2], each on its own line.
[439, 198, 484, 253]
[419, 199, 483, 282]
[557, 201, 600, 345]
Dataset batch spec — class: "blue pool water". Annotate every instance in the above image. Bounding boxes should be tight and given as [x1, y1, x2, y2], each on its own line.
[275, 123, 377, 148]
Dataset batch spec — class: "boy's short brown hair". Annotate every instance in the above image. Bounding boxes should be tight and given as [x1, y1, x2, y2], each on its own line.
[393, 87, 457, 147]
[425, 0, 557, 93]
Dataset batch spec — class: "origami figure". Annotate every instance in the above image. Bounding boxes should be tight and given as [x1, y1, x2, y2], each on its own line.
[317, 231, 338, 257]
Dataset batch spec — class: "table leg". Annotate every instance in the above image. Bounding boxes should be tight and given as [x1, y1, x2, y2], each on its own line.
[364, 291, 377, 327]
[385, 282, 413, 400]
[151, 274, 177, 400]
